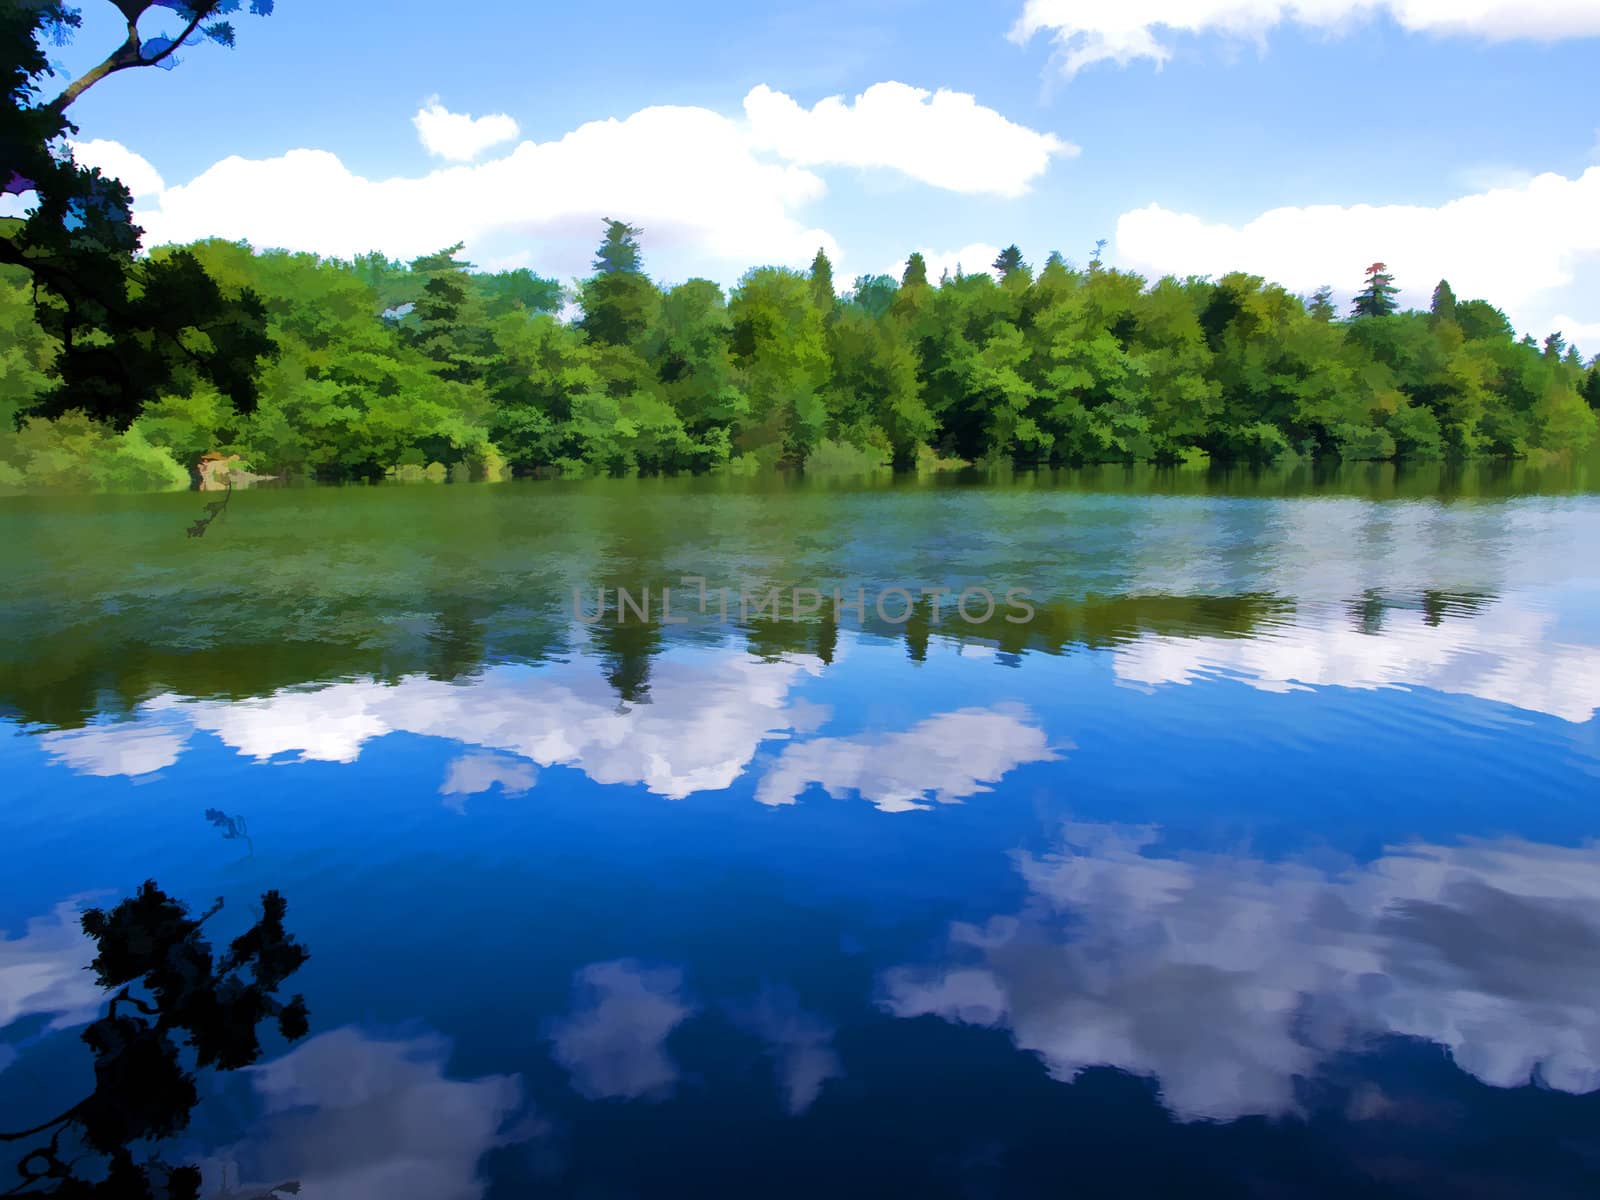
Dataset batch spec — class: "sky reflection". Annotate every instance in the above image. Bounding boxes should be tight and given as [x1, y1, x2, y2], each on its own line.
[884, 824, 1600, 1122]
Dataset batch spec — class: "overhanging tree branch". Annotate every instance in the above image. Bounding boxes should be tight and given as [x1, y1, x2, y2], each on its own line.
[45, 3, 215, 114]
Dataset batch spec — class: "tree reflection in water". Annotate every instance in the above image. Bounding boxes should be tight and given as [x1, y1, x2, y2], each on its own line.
[1, 883, 309, 1198]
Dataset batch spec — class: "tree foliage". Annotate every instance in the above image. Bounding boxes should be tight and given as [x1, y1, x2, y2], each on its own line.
[1, 224, 1596, 490]
[2, 1, 277, 432]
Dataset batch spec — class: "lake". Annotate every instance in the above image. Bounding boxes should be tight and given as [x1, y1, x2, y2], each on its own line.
[3, 462, 1600, 1198]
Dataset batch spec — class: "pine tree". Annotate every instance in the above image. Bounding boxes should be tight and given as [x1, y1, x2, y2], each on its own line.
[1584, 364, 1600, 411]
[992, 244, 1025, 279]
[1543, 331, 1566, 360]
[809, 247, 836, 311]
[582, 220, 658, 346]
[1351, 262, 1399, 318]
[593, 218, 644, 275]
[1308, 285, 1336, 322]
[901, 252, 929, 289]
[1430, 278, 1457, 323]
[408, 243, 491, 382]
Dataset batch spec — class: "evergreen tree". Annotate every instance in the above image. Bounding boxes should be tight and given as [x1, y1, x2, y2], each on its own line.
[901, 251, 929, 289]
[1308, 286, 1336, 322]
[408, 243, 486, 381]
[1543, 331, 1566, 359]
[992, 245, 1025, 279]
[1430, 278, 1457, 323]
[593, 218, 644, 275]
[1351, 262, 1400, 318]
[809, 247, 836, 311]
[581, 220, 659, 346]
[1584, 364, 1600, 412]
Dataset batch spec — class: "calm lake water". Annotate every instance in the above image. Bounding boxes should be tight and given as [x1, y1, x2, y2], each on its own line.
[4, 462, 1600, 1197]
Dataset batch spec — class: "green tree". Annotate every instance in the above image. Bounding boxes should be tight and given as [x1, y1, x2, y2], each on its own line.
[847, 274, 898, 320]
[408, 243, 496, 384]
[901, 251, 929, 290]
[592, 217, 643, 275]
[2, 2, 277, 430]
[808, 246, 836, 312]
[1455, 299, 1514, 342]
[648, 277, 746, 466]
[1430, 279, 1458, 323]
[1307, 285, 1336, 322]
[729, 267, 830, 466]
[824, 302, 931, 468]
[580, 219, 660, 347]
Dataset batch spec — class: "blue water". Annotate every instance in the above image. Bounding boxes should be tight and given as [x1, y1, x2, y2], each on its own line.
[3, 477, 1600, 1197]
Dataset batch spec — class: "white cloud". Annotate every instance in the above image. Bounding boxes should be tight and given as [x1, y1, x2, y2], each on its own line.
[726, 987, 843, 1115]
[755, 705, 1057, 812]
[68, 138, 165, 196]
[1550, 314, 1600, 358]
[744, 81, 1073, 198]
[1114, 167, 1600, 335]
[549, 960, 695, 1101]
[884, 823, 1600, 1122]
[1010, 1, 1600, 75]
[412, 99, 520, 162]
[133, 107, 835, 275]
[105, 80, 1061, 280]
[206, 1026, 533, 1200]
[0, 900, 103, 1036]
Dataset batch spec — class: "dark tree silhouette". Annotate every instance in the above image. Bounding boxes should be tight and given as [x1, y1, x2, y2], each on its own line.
[991, 245, 1025, 280]
[1, 881, 309, 1197]
[1, 3, 277, 431]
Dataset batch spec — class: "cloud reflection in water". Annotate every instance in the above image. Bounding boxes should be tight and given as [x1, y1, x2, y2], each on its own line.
[883, 824, 1600, 1121]
[203, 1025, 534, 1200]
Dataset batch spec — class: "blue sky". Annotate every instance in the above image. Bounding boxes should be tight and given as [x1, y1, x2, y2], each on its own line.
[32, 0, 1600, 346]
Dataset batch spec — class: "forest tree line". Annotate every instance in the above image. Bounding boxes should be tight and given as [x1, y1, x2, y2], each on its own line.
[3, 221, 1598, 491]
